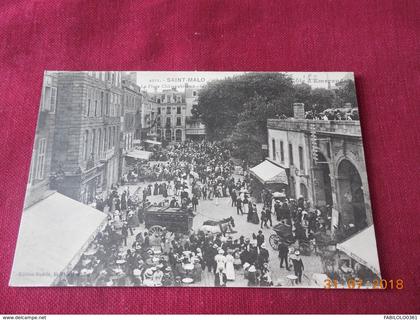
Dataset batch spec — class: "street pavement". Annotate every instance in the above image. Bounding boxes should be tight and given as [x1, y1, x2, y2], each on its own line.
[118, 181, 323, 287]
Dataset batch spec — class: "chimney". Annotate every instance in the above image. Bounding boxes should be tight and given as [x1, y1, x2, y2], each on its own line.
[293, 103, 305, 119]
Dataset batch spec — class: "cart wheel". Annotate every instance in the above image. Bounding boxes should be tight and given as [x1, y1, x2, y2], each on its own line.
[149, 225, 164, 238]
[269, 234, 280, 250]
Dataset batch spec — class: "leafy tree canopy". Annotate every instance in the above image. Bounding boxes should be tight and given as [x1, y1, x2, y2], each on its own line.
[192, 72, 295, 140]
[192, 73, 357, 162]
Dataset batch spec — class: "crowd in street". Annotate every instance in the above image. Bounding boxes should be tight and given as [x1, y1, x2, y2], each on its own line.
[64, 141, 336, 287]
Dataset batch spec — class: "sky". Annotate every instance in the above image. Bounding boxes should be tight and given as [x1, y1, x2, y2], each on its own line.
[134, 71, 353, 92]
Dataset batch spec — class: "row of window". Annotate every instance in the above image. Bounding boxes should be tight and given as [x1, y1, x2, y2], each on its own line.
[272, 139, 305, 172]
[157, 106, 182, 115]
[124, 113, 135, 130]
[27, 137, 47, 185]
[124, 93, 141, 110]
[123, 132, 134, 152]
[81, 126, 119, 162]
[40, 85, 57, 113]
[155, 116, 183, 127]
[84, 88, 121, 118]
[156, 129, 183, 142]
[87, 72, 121, 87]
[156, 94, 184, 104]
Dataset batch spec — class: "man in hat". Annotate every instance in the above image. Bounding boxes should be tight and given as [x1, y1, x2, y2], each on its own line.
[256, 242, 269, 270]
[247, 240, 258, 265]
[291, 250, 304, 284]
[256, 230, 265, 248]
[274, 200, 282, 221]
[236, 197, 243, 215]
[121, 221, 129, 246]
[170, 197, 177, 208]
[204, 243, 217, 273]
[265, 207, 273, 227]
[278, 241, 290, 271]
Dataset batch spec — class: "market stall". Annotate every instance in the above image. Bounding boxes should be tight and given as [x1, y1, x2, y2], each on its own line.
[10, 192, 108, 286]
[336, 225, 381, 277]
[249, 159, 289, 202]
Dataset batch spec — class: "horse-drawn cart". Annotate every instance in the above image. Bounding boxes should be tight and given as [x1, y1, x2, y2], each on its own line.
[144, 205, 194, 237]
[269, 223, 295, 250]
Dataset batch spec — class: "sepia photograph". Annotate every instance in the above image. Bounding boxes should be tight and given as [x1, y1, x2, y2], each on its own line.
[10, 71, 381, 288]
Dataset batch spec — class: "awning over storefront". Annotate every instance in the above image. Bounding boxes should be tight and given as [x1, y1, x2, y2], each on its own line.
[249, 160, 288, 185]
[126, 150, 152, 160]
[10, 192, 107, 286]
[336, 225, 381, 276]
[144, 139, 162, 145]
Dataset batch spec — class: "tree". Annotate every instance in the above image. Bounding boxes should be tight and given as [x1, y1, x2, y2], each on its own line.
[334, 79, 358, 108]
[192, 73, 295, 140]
[308, 88, 336, 112]
[229, 95, 293, 164]
[293, 83, 312, 109]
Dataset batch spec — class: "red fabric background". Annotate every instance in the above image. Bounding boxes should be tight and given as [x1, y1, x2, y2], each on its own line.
[0, 0, 419, 314]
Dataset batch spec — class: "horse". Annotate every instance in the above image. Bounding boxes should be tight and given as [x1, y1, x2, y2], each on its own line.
[200, 216, 236, 235]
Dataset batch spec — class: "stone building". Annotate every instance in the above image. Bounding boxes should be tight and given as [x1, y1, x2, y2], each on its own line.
[120, 76, 142, 175]
[25, 71, 58, 207]
[139, 87, 206, 143]
[51, 71, 122, 204]
[11, 72, 108, 286]
[139, 91, 158, 141]
[267, 104, 373, 233]
[150, 88, 187, 143]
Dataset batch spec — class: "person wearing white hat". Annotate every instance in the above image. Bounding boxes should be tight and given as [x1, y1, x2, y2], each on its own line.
[214, 249, 227, 273]
[291, 250, 304, 284]
[247, 264, 258, 286]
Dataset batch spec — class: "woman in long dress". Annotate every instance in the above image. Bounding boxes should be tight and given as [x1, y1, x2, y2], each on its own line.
[225, 251, 235, 281]
[214, 249, 227, 272]
[243, 198, 249, 219]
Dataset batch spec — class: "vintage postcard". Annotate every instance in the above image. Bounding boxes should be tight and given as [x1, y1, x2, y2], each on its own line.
[10, 71, 381, 288]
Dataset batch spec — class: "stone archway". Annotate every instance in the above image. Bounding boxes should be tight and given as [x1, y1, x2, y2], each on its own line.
[313, 152, 333, 207]
[337, 159, 367, 231]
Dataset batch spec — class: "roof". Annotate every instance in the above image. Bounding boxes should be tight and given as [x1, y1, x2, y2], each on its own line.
[126, 149, 152, 160]
[145, 205, 189, 215]
[10, 192, 107, 286]
[249, 160, 288, 184]
[144, 139, 162, 145]
[336, 225, 381, 276]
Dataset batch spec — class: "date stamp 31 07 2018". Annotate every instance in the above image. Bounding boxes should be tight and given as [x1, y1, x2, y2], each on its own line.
[324, 278, 404, 289]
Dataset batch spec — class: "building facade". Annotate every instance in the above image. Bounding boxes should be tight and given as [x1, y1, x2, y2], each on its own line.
[267, 113, 373, 233]
[51, 71, 122, 204]
[120, 76, 142, 175]
[25, 71, 58, 208]
[139, 87, 206, 143]
[139, 92, 158, 141]
[150, 89, 187, 143]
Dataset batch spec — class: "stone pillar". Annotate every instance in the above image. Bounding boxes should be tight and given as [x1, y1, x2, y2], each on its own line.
[293, 103, 305, 119]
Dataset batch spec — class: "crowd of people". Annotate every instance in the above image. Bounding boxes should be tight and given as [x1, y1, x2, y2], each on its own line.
[304, 107, 359, 120]
[64, 140, 341, 287]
